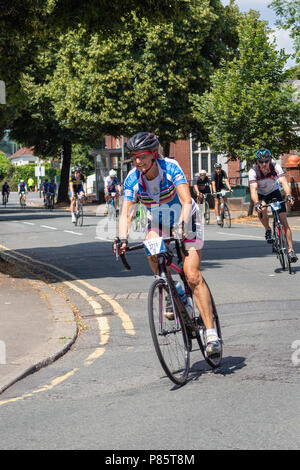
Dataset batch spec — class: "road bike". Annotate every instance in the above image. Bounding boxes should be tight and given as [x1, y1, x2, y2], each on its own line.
[19, 192, 26, 209]
[74, 194, 84, 226]
[45, 192, 55, 210]
[263, 198, 291, 274]
[197, 193, 210, 225]
[114, 231, 222, 385]
[107, 192, 119, 220]
[214, 190, 231, 228]
[133, 199, 147, 232]
[2, 192, 8, 207]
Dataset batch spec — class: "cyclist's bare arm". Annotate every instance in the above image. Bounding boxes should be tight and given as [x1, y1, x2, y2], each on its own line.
[176, 183, 193, 237]
[225, 178, 232, 192]
[193, 185, 200, 197]
[116, 200, 136, 254]
[278, 175, 294, 205]
[249, 182, 264, 212]
[212, 181, 216, 193]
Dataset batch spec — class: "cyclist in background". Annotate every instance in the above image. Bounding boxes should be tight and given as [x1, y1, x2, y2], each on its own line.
[48, 179, 57, 205]
[104, 169, 122, 217]
[249, 148, 297, 263]
[2, 182, 10, 204]
[69, 166, 87, 223]
[18, 180, 27, 205]
[193, 170, 212, 203]
[41, 179, 50, 203]
[114, 131, 221, 357]
[211, 163, 233, 225]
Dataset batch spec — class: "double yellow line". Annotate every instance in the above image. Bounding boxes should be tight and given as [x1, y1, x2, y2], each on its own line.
[0, 243, 135, 405]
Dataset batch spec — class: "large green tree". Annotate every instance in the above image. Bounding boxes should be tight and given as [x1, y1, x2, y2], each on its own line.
[0, 0, 189, 136]
[195, 11, 300, 163]
[45, 0, 239, 151]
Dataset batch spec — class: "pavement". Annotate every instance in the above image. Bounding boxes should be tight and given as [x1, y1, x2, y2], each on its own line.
[0, 256, 78, 395]
[0, 193, 299, 396]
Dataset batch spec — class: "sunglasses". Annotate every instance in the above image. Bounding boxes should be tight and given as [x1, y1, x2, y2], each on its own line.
[258, 159, 270, 164]
[130, 151, 153, 160]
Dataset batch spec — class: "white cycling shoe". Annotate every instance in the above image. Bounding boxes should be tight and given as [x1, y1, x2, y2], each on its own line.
[206, 335, 221, 357]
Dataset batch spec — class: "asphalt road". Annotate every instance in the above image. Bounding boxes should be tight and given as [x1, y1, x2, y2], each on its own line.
[0, 192, 299, 450]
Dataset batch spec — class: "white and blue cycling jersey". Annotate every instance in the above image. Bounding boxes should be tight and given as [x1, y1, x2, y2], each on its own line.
[105, 176, 120, 193]
[123, 157, 196, 227]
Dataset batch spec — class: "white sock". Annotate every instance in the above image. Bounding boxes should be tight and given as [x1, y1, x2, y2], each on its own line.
[217, 216, 221, 221]
[206, 328, 218, 340]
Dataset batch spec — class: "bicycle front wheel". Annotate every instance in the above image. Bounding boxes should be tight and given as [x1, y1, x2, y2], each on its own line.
[221, 204, 231, 228]
[278, 224, 291, 273]
[205, 200, 210, 225]
[273, 220, 285, 269]
[148, 279, 190, 385]
[76, 203, 83, 226]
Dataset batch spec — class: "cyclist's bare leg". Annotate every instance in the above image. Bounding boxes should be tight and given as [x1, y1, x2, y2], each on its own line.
[145, 230, 161, 275]
[279, 212, 294, 252]
[183, 248, 214, 330]
[214, 197, 220, 218]
[70, 198, 76, 214]
[259, 202, 271, 231]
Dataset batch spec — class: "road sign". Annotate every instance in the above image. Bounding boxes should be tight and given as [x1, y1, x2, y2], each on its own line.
[0, 81, 6, 104]
[35, 166, 45, 177]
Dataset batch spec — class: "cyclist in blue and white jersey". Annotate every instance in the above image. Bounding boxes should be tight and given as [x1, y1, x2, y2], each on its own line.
[249, 148, 297, 263]
[18, 180, 27, 205]
[48, 179, 57, 202]
[41, 179, 50, 203]
[114, 131, 221, 357]
[104, 169, 121, 216]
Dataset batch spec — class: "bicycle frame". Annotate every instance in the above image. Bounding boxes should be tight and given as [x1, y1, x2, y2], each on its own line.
[116, 235, 201, 339]
[263, 198, 291, 273]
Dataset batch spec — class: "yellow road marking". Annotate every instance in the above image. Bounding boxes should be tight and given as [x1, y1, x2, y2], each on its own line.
[0, 244, 135, 336]
[0, 242, 136, 404]
[0, 369, 78, 406]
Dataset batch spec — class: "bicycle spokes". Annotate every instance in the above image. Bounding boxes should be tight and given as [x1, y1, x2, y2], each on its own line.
[148, 280, 190, 385]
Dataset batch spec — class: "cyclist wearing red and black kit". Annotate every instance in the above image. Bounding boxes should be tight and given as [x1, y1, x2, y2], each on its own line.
[114, 131, 221, 357]
[249, 148, 297, 263]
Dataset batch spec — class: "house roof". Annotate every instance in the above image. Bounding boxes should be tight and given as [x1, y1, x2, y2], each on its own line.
[9, 146, 36, 160]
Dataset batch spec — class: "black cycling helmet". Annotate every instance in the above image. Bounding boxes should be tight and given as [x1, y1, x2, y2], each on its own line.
[256, 148, 271, 161]
[214, 163, 222, 169]
[74, 166, 82, 172]
[126, 132, 159, 153]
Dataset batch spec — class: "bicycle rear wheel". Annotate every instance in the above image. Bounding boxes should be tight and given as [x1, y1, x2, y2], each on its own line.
[195, 280, 222, 368]
[148, 279, 190, 385]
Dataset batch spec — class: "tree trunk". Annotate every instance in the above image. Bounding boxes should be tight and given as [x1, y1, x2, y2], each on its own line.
[57, 139, 72, 203]
[162, 142, 170, 158]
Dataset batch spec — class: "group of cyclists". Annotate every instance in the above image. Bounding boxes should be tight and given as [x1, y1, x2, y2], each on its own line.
[112, 131, 299, 358]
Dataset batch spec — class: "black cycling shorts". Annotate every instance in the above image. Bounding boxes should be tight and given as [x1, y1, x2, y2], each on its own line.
[258, 189, 286, 213]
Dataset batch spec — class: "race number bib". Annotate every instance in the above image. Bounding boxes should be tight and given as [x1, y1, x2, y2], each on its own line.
[143, 238, 166, 256]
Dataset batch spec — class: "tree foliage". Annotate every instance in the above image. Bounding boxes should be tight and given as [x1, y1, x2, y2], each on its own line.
[195, 12, 300, 163]
[270, 0, 300, 62]
[45, 1, 239, 148]
[0, 151, 13, 181]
